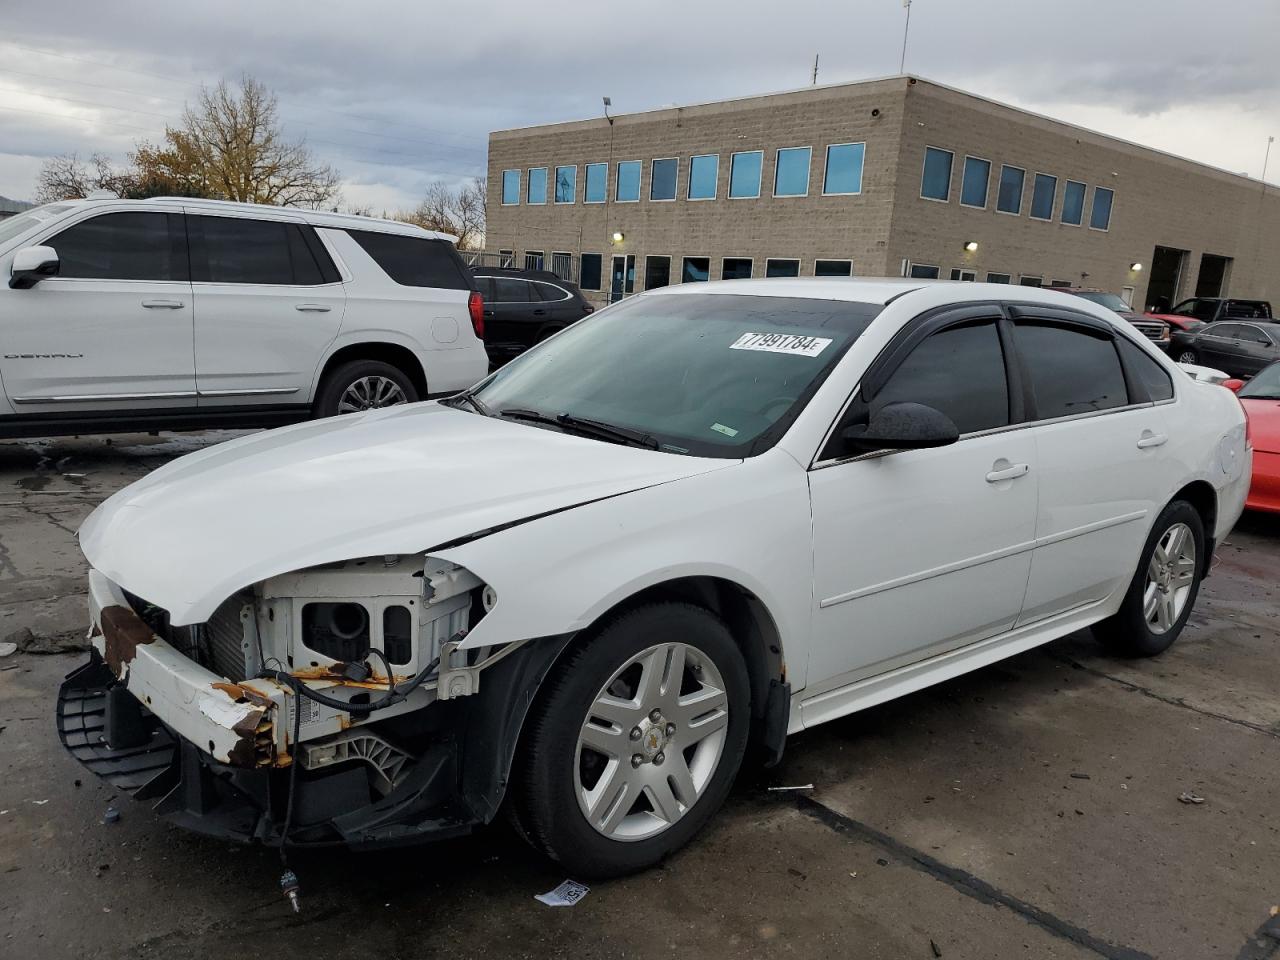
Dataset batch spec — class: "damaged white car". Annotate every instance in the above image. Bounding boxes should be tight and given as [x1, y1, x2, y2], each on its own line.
[60, 279, 1250, 880]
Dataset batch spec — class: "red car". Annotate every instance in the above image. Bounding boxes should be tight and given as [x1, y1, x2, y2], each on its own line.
[1226, 361, 1280, 513]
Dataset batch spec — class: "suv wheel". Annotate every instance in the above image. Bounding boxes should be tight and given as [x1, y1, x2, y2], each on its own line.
[512, 603, 750, 878]
[1176, 348, 1198, 364]
[316, 360, 418, 418]
[1094, 500, 1205, 657]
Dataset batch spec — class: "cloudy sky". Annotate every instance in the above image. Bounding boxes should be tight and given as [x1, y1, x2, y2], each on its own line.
[2, 0, 1277, 212]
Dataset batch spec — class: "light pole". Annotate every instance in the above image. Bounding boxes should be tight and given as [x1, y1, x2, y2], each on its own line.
[899, 0, 912, 74]
[1264, 135, 1275, 186]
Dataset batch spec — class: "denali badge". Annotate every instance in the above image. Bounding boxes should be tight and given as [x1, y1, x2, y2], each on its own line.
[3, 353, 85, 359]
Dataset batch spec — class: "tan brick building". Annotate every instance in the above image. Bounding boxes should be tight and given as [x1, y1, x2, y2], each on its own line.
[485, 75, 1280, 310]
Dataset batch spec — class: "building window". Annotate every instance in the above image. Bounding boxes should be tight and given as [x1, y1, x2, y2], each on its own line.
[1048, 279, 1072, 288]
[1030, 173, 1057, 221]
[729, 151, 763, 199]
[774, 146, 811, 197]
[986, 272, 1011, 284]
[823, 143, 865, 195]
[766, 258, 800, 277]
[615, 161, 641, 202]
[650, 158, 678, 201]
[554, 166, 576, 204]
[815, 259, 853, 277]
[997, 165, 1025, 215]
[1090, 186, 1114, 230]
[950, 268, 977, 281]
[1060, 180, 1085, 225]
[920, 147, 953, 201]
[722, 257, 753, 280]
[688, 154, 718, 200]
[960, 156, 990, 208]
[908, 262, 940, 279]
[681, 257, 710, 282]
[608, 254, 636, 301]
[550, 251, 572, 278]
[497, 249, 515, 267]
[584, 163, 607, 204]
[579, 253, 602, 290]
[525, 250, 544, 271]
[501, 170, 521, 206]
[526, 168, 547, 205]
[644, 255, 671, 290]
[1019, 275, 1043, 287]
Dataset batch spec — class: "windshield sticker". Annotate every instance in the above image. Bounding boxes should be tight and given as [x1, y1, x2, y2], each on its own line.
[730, 332, 832, 357]
[710, 423, 739, 438]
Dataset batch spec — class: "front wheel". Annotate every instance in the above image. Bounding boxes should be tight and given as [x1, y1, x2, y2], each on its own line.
[1176, 348, 1199, 364]
[1094, 500, 1205, 657]
[512, 603, 750, 878]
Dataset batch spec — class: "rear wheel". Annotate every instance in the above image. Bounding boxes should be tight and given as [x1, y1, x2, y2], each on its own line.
[315, 360, 418, 418]
[1094, 500, 1205, 657]
[1176, 348, 1199, 364]
[512, 603, 750, 878]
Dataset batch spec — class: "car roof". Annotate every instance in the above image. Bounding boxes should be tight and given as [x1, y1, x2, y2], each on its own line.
[647, 276, 1121, 307]
[474, 267, 573, 283]
[53, 197, 456, 242]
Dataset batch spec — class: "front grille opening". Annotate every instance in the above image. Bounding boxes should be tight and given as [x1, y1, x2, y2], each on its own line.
[302, 602, 371, 663]
[383, 606, 412, 665]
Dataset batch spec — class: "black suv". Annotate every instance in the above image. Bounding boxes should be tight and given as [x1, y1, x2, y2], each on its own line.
[471, 268, 594, 364]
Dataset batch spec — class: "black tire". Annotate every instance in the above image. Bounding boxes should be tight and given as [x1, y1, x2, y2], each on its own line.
[1093, 500, 1205, 657]
[534, 323, 565, 344]
[1175, 348, 1199, 364]
[511, 602, 750, 878]
[315, 359, 418, 418]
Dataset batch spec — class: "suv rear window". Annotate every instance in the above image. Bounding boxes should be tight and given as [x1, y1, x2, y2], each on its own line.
[189, 215, 338, 285]
[347, 230, 471, 290]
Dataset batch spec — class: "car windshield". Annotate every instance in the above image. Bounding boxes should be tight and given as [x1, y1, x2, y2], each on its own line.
[468, 293, 882, 457]
[1239, 363, 1280, 400]
[0, 203, 71, 247]
[1073, 291, 1130, 311]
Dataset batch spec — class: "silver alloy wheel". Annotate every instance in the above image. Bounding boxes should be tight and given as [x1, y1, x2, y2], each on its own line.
[575, 642, 729, 842]
[1177, 350, 1198, 363]
[337, 376, 408, 414]
[1144, 522, 1197, 634]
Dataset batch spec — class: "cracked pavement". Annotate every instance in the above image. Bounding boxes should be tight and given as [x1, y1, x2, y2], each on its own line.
[1, 430, 1279, 959]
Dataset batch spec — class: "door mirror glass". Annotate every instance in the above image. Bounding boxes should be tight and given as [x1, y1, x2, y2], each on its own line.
[1222, 378, 1245, 393]
[9, 245, 59, 288]
[842, 401, 960, 453]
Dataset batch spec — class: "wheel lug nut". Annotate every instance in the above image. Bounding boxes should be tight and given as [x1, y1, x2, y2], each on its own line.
[649, 709, 662, 722]
[629, 726, 642, 740]
[631, 754, 644, 768]
[665, 723, 676, 736]
[654, 752, 665, 765]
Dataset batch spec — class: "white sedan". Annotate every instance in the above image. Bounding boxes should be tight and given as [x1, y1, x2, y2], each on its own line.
[62, 279, 1250, 880]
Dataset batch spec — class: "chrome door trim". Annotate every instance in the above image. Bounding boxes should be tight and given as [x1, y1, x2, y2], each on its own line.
[195, 387, 301, 398]
[10, 391, 198, 404]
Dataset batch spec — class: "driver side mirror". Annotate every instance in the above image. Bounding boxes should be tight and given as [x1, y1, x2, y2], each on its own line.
[841, 401, 960, 454]
[1222, 379, 1245, 393]
[9, 245, 59, 289]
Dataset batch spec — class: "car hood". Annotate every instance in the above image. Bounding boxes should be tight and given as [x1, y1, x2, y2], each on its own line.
[1241, 398, 1280, 454]
[79, 403, 734, 624]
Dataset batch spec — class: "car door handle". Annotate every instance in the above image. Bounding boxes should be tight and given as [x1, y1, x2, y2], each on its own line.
[986, 462, 1030, 483]
[141, 299, 185, 309]
[295, 303, 332, 312]
[532, 308, 546, 316]
[1136, 432, 1169, 449]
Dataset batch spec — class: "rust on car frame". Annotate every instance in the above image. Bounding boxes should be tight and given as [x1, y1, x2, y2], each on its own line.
[288, 665, 409, 689]
[99, 604, 156, 677]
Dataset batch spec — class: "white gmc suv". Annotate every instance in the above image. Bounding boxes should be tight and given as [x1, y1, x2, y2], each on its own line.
[0, 197, 489, 438]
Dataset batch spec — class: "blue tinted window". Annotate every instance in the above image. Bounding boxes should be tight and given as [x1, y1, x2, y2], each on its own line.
[1030, 173, 1057, 220]
[554, 165, 576, 204]
[1090, 187, 1114, 230]
[729, 151, 763, 199]
[682, 257, 709, 282]
[823, 143, 864, 195]
[616, 161, 641, 201]
[920, 147, 952, 201]
[501, 169, 520, 205]
[527, 167, 547, 204]
[960, 157, 989, 207]
[688, 154, 718, 199]
[650, 158, 678, 200]
[584, 163, 607, 203]
[997, 165, 1024, 214]
[774, 147, 811, 197]
[1061, 180, 1085, 224]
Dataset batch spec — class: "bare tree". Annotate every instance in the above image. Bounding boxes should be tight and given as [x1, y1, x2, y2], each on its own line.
[33, 153, 135, 203]
[399, 177, 485, 249]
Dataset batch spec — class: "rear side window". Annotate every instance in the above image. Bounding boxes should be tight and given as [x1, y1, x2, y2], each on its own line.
[51, 212, 187, 281]
[1117, 338, 1174, 402]
[189, 216, 337, 285]
[874, 321, 1009, 434]
[347, 229, 470, 290]
[1016, 323, 1127, 419]
[491, 278, 533, 303]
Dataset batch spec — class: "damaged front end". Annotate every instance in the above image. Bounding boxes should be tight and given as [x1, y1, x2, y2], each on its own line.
[58, 557, 570, 848]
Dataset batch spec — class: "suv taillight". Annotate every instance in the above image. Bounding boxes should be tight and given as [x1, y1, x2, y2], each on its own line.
[468, 291, 484, 339]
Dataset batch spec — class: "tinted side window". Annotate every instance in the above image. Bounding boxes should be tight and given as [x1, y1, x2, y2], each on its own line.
[874, 321, 1009, 434]
[1117, 338, 1174, 402]
[51, 212, 187, 281]
[1208, 323, 1243, 339]
[346, 230, 470, 289]
[492, 278, 532, 303]
[190, 215, 329, 285]
[472, 276, 495, 300]
[1016, 323, 1127, 419]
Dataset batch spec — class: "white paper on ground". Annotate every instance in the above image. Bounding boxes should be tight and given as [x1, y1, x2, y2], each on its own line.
[535, 879, 590, 907]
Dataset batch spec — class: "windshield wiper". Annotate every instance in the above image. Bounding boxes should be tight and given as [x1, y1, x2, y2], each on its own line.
[446, 388, 492, 417]
[499, 408, 659, 450]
